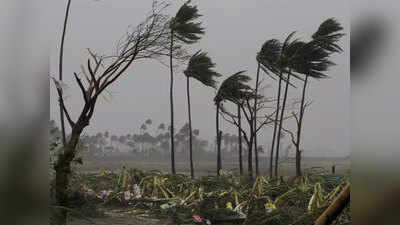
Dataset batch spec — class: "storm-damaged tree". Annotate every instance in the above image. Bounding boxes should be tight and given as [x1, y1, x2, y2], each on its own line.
[58, 0, 72, 147]
[50, 3, 176, 224]
[183, 50, 221, 178]
[168, 0, 204, 174]
[214, 71, 253, 176]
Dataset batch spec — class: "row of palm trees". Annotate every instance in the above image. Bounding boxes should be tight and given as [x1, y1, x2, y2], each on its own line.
[166, 1, 344, 179]
[259, 19, 345, 178]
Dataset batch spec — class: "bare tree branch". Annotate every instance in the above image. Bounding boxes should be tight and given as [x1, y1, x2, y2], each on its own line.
[73, 73, 88, 104]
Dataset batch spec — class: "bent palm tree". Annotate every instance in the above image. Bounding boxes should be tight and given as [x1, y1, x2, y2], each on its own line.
[271, 19, 344, 177]
[274, 33, 304, 178]
[256, 39, 283, 177]
[168, 0, 204, 174]
[257, 39, 282, 178]
[184, 50, 221, 178]
[214, 71, 253, 176]
[259, 33, 306, 178]
[292, 18, 344, 176]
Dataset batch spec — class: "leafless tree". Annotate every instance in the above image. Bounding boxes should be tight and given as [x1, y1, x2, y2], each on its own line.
[50, 2, 181, 224]
[281, 100, 312, 177]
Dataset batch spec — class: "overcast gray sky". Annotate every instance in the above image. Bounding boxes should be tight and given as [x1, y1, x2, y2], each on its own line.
[49, 0, 350, 157]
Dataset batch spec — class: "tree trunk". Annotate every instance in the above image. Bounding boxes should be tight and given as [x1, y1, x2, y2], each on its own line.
[247, 138, 253, 179]
[314, 184, 350, 225]
[254, 63, 260, 176]
[169, 30, 176, 175]
[52, 123, 85, 225]
[59, 0, 72, 147]
[275, 72, 291, 178]
[52, 1, 72, 223]
[269, 72, 282, 179]
[237, 104, 243, 175]
[296, 75, 308, 177]
[216, 104, 222, 176]
[247, 118, 254, 178]
[186, 76, 194, 178]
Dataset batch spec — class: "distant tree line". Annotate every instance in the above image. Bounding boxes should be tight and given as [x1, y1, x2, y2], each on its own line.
[49, 119, 249, 162]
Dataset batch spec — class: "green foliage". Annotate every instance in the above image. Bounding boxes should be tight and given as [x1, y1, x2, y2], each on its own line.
[214, 71, 254, 105]
[184, 50, 221, 88]
[257, 39, 282, 76]
[312, 18, 345, 53]
[170, 0, 204, 44]
[259, 18, 345, 82]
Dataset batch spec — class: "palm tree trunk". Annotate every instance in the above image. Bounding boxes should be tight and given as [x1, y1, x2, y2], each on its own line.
[237, 104, 243, 175]
[254, 63, 260, 176]
[269, 72, 282, 179]
[275, 71, 291, 178]
[186, 76, 194, 178]
[216, 104, 222, 176]
[58, 0, 72, 147]
[296, 74, 308, 177]
[169, 30, 176, 175]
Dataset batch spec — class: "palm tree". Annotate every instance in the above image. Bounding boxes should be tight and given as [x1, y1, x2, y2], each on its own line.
[292, 18, 344, 176]
[145, 119, 152, 126]
[158, 123, 166, 131]
[168, 0, 204, 174]
[214, 71, 253, 176]
[183, 50, 220, 178]
[257, 39, 282, 178]
[274, 32, 307, 178]
[258, 35, 304, 178]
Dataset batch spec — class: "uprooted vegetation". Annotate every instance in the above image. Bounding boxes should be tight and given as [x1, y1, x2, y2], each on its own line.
[64, 168, 350, 225]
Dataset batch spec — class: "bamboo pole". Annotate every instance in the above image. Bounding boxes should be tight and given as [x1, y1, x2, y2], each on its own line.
[314, 184, 350, 225]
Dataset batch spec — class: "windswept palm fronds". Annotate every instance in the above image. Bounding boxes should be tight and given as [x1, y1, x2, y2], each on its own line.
[170, 0, 205, 44]
[184, 50, 220, 178]
[184, 50, 221, 88]
[168, 0, 205, 175]
[214, 71, 254, 176]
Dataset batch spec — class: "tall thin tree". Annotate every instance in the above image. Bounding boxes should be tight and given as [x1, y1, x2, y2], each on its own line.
[237, 103, 243, 175]
[214, 71, 252, 176]
[274, 32, 303, 178]
[257, 39, 282, 178]
[253, 62, 261, 176]
[183, 50, 220, 178]
[168, 0, 204, 174]
[58, 0, 72, 147]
